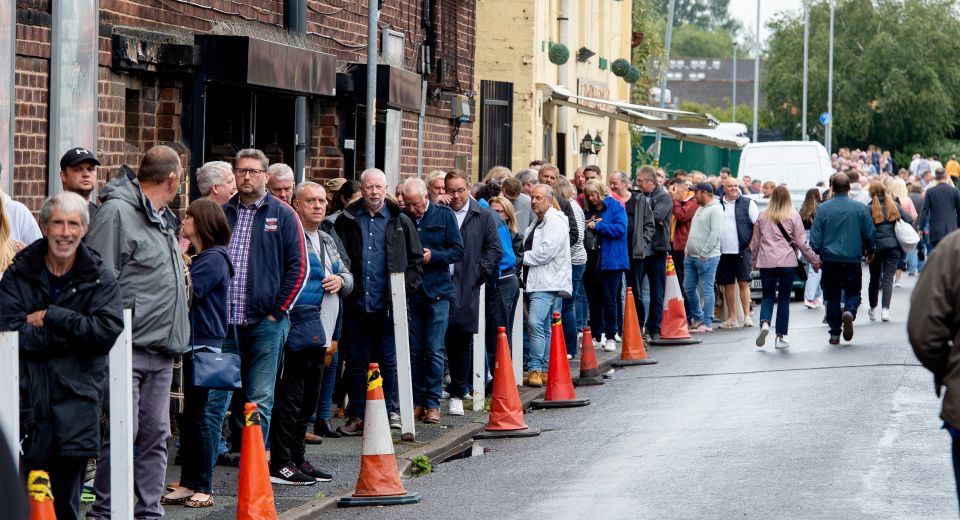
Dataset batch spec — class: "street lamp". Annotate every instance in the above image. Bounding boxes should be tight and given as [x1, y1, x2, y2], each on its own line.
[732, 41, 737, 122]
[580, 132, 594, 154]
[592, 132, 604, 154]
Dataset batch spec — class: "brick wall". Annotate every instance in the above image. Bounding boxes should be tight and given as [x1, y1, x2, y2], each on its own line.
[14, 8, 51, 212]
[307, 101, 343, 181]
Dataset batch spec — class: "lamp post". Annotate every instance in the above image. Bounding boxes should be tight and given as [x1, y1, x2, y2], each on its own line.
[365, 0, 380, 169]
[732, 41, 737, 122]
[652, 0, 677, 168]
[752, 0, 760, 143]
[801, 0, 810, 141]
[826, 0, 835, 155]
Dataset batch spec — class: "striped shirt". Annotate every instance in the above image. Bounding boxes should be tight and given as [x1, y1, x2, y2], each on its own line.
[228, 192, 268, 325]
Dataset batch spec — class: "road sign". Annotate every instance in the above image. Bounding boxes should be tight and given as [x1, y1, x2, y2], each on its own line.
[820, 112, 831, 125]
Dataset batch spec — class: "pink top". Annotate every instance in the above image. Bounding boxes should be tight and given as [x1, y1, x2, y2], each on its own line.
[750, 211, 820, 269]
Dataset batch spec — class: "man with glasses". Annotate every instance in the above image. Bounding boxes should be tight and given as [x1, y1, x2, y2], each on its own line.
[205, 148, 307, 460]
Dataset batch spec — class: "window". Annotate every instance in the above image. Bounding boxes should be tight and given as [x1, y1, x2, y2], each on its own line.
[124, 89, 141, 146]
[427, 0, 463, 90]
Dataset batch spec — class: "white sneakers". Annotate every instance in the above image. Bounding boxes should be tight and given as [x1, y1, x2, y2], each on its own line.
[774, 336, 790, 349]
[868, 307, 879, 321]
[448, 397, 464, 416]
[870, 307, 892, 322]
[756, 322, 770, 347]
[881, 309, 891, 322]
[603, 339, 617, 352]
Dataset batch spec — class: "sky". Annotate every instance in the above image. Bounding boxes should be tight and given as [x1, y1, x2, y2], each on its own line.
[728, 0, 803, 43]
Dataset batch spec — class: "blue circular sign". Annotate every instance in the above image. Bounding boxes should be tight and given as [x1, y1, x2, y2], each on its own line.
[820, 112, 831, 125]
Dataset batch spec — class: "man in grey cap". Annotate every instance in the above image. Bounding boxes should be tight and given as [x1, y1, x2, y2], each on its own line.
[684, 182, 724, 333]
[59, 146, 101, 220]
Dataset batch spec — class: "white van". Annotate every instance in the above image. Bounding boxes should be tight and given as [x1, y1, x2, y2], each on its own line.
[737, 141, 833, 208]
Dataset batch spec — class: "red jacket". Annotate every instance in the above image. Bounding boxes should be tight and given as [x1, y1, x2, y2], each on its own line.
[671, 195, 698, 251]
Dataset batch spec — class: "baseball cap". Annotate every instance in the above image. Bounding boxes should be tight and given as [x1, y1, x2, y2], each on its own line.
[324, 177, 348, 192]
[60, 147, 101, 170]
[692, 182, 714, 193]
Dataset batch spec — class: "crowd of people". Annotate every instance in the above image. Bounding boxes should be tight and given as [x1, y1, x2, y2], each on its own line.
[0, 141, 954, 519]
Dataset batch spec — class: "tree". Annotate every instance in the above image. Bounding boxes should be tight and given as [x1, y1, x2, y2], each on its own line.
[633, 0, 666, 101]
[671, 25, 739, 58]
[762, 0, 960, 152]
[653, 0, 741, 33]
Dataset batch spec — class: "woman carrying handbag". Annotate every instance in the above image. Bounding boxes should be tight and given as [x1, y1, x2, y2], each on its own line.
[866, 181, 913, 322]
[163, 199, 234, 508]
[750, 186, 821, 349]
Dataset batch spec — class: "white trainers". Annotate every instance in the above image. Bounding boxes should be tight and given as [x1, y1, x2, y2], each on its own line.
[775, 336, 790, 349]
[614, 333, 622, 343]
[881, 309, 891, 322]
[894, 281, 903, 288]
[756, 322, 769, 347]
[441, 389, 450, 399]
[868, 307, 878, 321]
[603, 339, 617, 352]
[448, 397, 464, 416]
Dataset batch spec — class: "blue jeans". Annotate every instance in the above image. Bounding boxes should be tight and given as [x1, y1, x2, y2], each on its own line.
[486, 275, 519, 378]
[342, 308, 398, 418]
[574, 265, 588, 330]
[408, 293, 451, 410]
[804, 261, 823, 302]
[684, 255, 720, 327]
[562, 264, 585, 357]
[759, 266, 794, 336]
[314, 350, 338, 423]
[526, 292, 559, 372]
[907, 244, 921, 274]
[205, 316, 287, 463]
[630, 252, 667, 334]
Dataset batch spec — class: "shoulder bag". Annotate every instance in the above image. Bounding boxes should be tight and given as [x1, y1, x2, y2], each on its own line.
[894, 218, 920, 251]
[775, 221, 808, 282]
[190, 322, 242, 391]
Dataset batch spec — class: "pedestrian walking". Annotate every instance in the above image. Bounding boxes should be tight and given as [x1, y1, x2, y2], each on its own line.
[269, 181, 350, 484]
[716, 176, 760, 329]
[684, 183, 723, 333]
[635, 165, 673, 340]
[582, 179, 629, 352]
[799, 188, 823, 309]
[334, 168, 422, 435]
[907, 231, 960, 515]
[162, 198, 233, 507]
[917, 168, 960, 252]
[402, 178, 463, 424]
[442, 170, 500, 416]
[750, 186, 820, 349]
[86, 145, 190, 520]
[0, 192, 123, 520]
[865, 181, 912, 323]
[810, 173, 877, 345]
[886, 178, 915, 287]
[522, 184, 571, 387]
[204, 148, 307, 460]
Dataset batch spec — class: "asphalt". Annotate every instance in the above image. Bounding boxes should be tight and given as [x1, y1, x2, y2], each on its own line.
[319, 272, 958, 520]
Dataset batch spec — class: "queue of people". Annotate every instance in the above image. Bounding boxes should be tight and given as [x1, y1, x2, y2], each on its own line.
[0, 146, 939, 519]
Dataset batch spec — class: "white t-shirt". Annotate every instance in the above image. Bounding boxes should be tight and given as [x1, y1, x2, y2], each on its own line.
[719, 196, 759, 254]
[306, 229, 339, 348]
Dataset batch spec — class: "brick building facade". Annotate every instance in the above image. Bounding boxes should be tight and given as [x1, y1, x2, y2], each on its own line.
[10, 0, 476, 213]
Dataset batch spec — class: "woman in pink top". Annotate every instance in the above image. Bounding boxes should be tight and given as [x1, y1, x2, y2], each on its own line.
[750, 186, 821, 349]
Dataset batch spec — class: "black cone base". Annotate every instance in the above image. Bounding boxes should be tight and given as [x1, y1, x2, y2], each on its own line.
[474, 427, 541, 439]
[338, 492, 422, 508]
[611, 358, 658, 367]
[530, 398, 591, 409]
[649, 338, 702, 346]
[572, 376, 604, 386]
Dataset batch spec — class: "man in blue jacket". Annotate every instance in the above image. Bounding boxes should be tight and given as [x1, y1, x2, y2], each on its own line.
[810, 173, 877, 345]
[402, 178, 464, 424]
[205, 148, 308, 454]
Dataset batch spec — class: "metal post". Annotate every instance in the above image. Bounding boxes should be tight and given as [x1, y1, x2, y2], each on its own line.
[389, 273, 416, 441]
[0, 330, 17, 464]
[826, 0, 835, 155]
[365, 0, 380, 169]
[801, 0, 810, 140]
[472, 285, 486, 412]
[416, 79, 427, 177]
[110, 310, 134, 520]
[294, 96, 307, 183]
[512, 289, 524, 384]
[732, 42, 737, 122]
[752, 0, 760, 143]
[652, 0, 677, 168]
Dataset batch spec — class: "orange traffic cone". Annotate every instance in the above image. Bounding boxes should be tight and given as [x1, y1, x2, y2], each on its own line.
[237, 403, 278, 520]
[27, 470, 56, 520]
[531, 313, 590, 408]
[612, 288, 658, 367]
[573, 327, 604, 386]
[652, 254, 703, 346]
[476, 327, 541, 439]
[337, 364, 421, 508]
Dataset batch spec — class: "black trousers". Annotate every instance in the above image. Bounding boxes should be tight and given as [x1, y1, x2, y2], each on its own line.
[269, 347, 325, 471]
[178, 355, 212, 493]
[48, 456, 87, 520]
[445, 328, 474, 398]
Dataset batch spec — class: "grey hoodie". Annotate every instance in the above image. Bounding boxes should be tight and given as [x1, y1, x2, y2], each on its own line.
[87, 166, 189, 356]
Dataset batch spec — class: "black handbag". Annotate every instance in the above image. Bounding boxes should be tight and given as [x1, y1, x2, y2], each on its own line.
[190, 314, 241, 390]
[287, 304, 327, 352]
[775, 221, 808, 282]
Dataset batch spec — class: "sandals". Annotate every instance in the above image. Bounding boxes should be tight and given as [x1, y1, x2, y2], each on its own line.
[185, 495, 215, 508]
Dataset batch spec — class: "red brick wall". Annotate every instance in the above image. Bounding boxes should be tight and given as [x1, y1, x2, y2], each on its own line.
[13, 10, 51, 212]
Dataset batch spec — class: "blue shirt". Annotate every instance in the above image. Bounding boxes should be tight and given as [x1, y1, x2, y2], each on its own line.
[359, 203, 389, 312]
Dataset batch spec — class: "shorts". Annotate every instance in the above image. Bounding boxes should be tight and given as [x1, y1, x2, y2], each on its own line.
[716, 252, 752, 285]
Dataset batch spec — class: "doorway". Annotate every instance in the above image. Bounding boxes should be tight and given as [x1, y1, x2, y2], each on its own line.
[204, 84, 297, 166]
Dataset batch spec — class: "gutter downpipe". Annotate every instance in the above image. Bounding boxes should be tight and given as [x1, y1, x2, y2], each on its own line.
[286, 0, 308, 183]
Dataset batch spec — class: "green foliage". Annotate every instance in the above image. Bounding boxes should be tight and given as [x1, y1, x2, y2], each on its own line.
[411, 455, 432, 477]
[632, 0, 665, 98]
[762, 0, 960, 152]
[612, 58, 632, 77]
[671, 25, 739, 58]
[653, 0, 741, 33]
[548, 43, 570, 65]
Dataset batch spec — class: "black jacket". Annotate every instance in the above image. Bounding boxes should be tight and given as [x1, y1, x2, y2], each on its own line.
[874, 198, 914, 251]
[0, 240, 123, 463]
[557, 197, 580, 248]
[449, 198, 502, 333]
[646, 185, 674, 252]
[335, 198, 423, 310]
[625, 192, 655, 259]
[918, 182, 960, 243]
